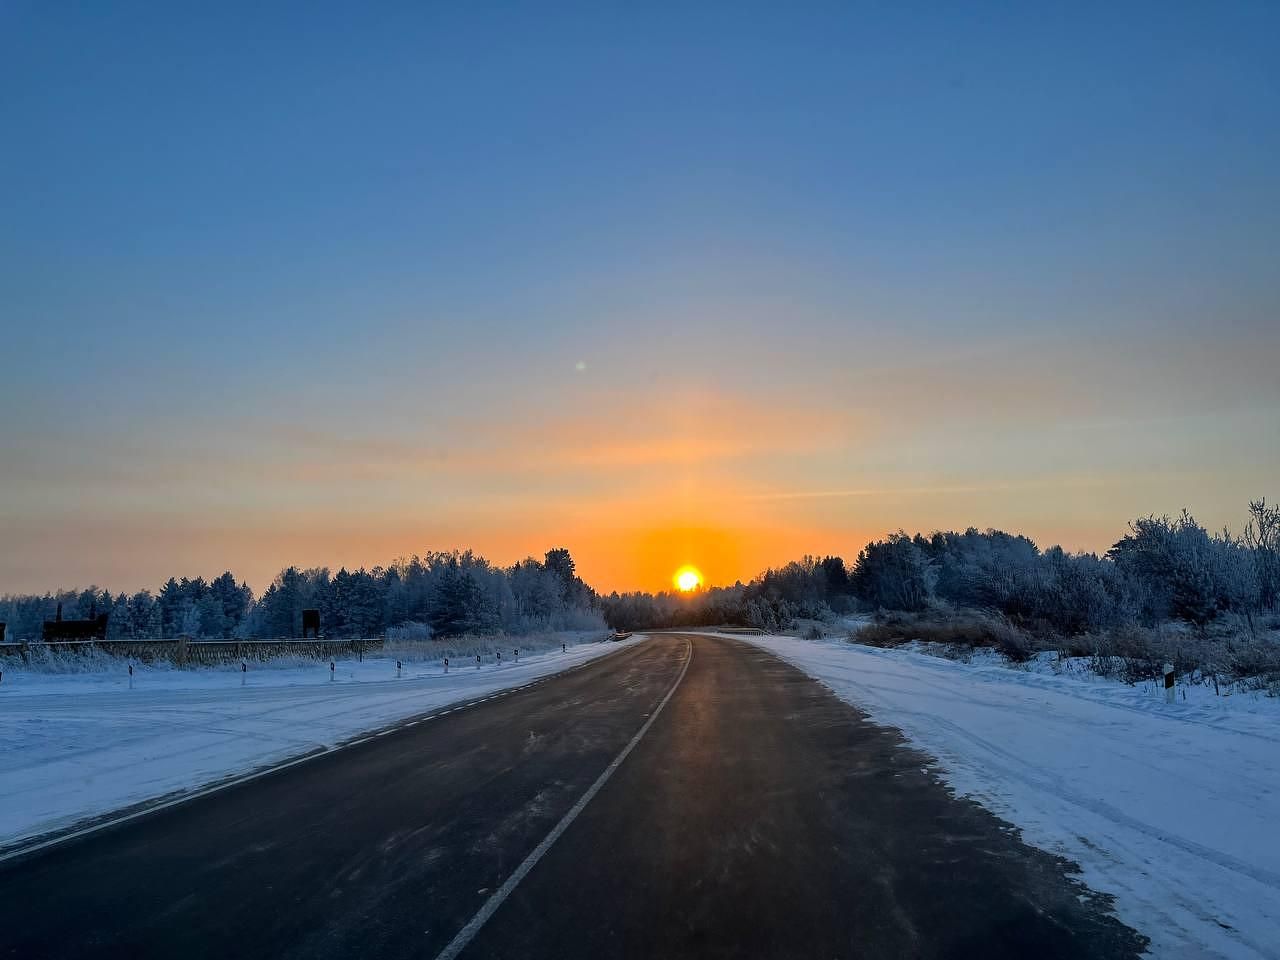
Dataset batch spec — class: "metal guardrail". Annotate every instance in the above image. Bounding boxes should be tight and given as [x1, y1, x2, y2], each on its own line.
[0, 637, 385, 664]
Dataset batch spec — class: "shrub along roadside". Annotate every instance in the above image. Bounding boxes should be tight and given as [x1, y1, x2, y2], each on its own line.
[852, 608, 1280, 694]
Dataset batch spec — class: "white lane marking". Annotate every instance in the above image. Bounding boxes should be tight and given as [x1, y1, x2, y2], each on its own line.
[433, 638, 694, 960]
[0, 640, 649, 866]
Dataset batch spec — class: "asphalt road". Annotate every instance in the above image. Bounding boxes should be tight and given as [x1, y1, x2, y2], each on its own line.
[0, 633, 1146, 958]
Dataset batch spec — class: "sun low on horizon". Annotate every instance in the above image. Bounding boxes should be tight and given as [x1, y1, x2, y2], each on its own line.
[674, 566, 703, 593]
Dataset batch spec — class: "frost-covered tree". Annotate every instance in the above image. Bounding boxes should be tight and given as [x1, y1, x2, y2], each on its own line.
[1108, 511, 1262, 631]
[129, 591, 161, 638]
[428, 558, 497, 637]
[544, 548, 576, 593]
[209, 572, 251, 635]
[107, 593, 132, 640]
[851, 533, 931, 611]
[1244, 498, 1280, 611]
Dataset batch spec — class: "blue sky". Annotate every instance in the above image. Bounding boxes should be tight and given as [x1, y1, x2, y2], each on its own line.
[2, 1, 1277, 593]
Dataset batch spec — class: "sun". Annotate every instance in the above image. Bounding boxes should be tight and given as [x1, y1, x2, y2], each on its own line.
[674, 565, 703, 592]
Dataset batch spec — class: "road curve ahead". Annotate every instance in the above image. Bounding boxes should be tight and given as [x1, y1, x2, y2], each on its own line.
[0, 633, 1145, 959]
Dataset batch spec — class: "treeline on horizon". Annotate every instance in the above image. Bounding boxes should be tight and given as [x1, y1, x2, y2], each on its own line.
[2, 499, 1277, 645]
[607, 499, 1279, 640]
[0, 549, 602, 643]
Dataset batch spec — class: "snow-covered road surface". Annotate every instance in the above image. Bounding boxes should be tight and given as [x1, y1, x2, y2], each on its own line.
[0, 637, 641, 851]
[732, 633, 1280, 960]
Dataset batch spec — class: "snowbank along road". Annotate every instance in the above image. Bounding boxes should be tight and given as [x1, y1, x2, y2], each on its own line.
[0, 633, 1146, 959]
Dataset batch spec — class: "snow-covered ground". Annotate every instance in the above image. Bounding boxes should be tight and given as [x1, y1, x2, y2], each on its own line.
[731, 632, 1280, 960]
[5, 629, 1276, 956]
[0, 636, 642, 852]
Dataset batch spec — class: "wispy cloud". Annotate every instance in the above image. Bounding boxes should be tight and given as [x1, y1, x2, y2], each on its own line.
[742, 477, 1114, 502]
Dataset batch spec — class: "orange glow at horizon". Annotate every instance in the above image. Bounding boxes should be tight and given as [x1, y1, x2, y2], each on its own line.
[5, 371, 1253, 598]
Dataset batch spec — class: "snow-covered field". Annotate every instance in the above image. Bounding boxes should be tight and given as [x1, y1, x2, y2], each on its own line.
[0, 636, 642, 852]
[732, 632, 1280, 960]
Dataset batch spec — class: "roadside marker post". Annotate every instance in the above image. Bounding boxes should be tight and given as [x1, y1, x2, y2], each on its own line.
[497, 651, 501, 665]
[444, 657, 449, 674]
[475, 655, 480, 670]
[128, 664, 134, 690]
[514, 648, 519, 663]
[329, 661, 335, 682]
[397, 660, 402, 679]
[1163, 663, 1175, 703]
[241, 661, 247, 686]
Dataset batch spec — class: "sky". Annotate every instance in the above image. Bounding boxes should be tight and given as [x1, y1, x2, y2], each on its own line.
[2, 1, 1278, 596]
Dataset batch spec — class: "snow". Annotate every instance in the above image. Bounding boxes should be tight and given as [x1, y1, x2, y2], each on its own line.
[0, 636, 643, 852]
[5, 628, 1277, 956]
[730, 632, 1280, 960]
